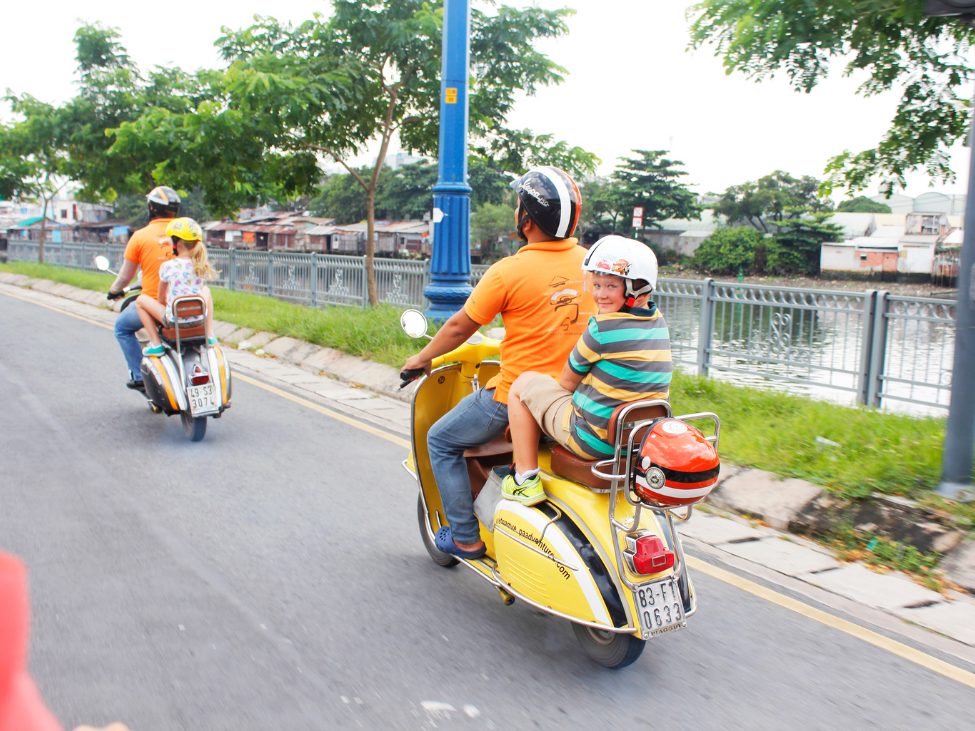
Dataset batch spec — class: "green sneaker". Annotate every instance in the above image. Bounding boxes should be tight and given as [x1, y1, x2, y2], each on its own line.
[502, 473, 545, 506]
[143, 344, 166, 357]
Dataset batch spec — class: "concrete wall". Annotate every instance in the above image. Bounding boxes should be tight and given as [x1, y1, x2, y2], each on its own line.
[899, 244, 935, 275]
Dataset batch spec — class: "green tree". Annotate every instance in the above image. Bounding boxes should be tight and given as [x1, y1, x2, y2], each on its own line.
[577, 177, 628, 236]
[713, 171, 832, 232]
[378, 162, 438, 221]
[766, 215, 844, 275]
[311, 170, 374, 224]
[694, 227, 762, 274]
[471, 201, 517, 262]
[689, 1, 974, 194]
[610, 150, 701, 234]
[836, 196, 892, 214]
[215, 0, 597, 305]
[0, 96, 71, 263]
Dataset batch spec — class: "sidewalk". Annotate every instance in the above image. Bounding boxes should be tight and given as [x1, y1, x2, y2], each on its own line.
[4, 271, 975, 657]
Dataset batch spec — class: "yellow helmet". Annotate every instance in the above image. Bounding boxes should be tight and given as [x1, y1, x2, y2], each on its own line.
[166, 217, 203, 242]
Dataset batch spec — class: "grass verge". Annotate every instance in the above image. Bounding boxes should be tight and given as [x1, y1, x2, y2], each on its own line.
[3, 261, 948, 506]
[826, 527, 943, 591]
[672, 370, 945, 503]
[0, 260, 116, 291]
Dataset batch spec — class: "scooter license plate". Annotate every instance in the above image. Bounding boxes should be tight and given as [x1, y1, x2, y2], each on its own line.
[634, 577, 686, 639]
[187, 383, 218, 416]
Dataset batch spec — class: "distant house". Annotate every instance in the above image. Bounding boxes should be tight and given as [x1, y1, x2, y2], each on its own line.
[303, 220, 431, 256]
[820, 212, 954, 282]
[643, 210, 721, 257]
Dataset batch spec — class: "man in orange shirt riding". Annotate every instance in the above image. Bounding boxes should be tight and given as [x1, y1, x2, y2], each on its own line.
[107, 187, 180, 391]
[402, 167, 595, 558]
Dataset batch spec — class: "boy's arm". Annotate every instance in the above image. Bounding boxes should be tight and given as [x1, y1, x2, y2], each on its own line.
[156, 282, 168, 305]
[560, 320, 601, 391]
[558, 360, 585, 392]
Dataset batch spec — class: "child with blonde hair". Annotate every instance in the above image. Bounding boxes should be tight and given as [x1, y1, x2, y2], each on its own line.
[135, 217, 219, 355]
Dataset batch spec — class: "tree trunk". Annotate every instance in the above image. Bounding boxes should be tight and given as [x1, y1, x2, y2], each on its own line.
[365, 190, 379, 306]
[38, 198, 48, 264]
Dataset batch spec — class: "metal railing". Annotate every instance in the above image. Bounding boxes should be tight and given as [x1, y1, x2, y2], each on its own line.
[6, 241, 953, 411]
[654, 278, 954, 412]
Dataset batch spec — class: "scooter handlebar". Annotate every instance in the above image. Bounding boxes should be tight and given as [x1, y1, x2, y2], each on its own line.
[399, 368, 426, 389]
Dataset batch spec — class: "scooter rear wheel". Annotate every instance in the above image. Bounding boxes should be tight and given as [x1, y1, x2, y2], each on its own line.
[571, 623, 645, 669]
[417, 494, 458, 568]
[181, 411, 207, 442]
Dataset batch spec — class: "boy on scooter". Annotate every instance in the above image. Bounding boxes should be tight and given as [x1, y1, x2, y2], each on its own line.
[502, 236, 672, 504]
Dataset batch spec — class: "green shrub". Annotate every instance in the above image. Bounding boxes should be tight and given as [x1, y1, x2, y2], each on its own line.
[693, 227, 761, 274]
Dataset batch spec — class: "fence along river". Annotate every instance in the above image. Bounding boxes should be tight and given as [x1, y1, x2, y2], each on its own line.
[7, 241, 954, 416]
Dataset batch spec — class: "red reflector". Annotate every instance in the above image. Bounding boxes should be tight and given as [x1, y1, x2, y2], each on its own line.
[190, 364, 209, 386]
[632, 535, 675, 574]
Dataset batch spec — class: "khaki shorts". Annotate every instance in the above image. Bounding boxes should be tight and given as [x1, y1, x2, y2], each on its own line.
[519, 375, 575, 449]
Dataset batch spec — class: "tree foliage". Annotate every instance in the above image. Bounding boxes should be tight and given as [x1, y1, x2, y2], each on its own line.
[765, 214, 843, 275]
[0, 95, 72, 262]
[210, 0, 596, 304]
[836, 196, 891, 213]
[694, 227, 762, 274]
[471, 202, 518, 262]
[689, 1, 975, 194]
[712, 170, 832, 232]
[611, 150, 701, 232]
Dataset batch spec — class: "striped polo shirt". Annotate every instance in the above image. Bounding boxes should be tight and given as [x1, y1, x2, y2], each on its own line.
[565, 304, 672, 459]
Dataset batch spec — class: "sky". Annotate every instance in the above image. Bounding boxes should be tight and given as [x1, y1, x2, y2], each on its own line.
[1, 0, 969, 201]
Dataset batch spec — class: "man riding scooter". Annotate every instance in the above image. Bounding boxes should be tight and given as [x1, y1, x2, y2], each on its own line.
[401, 167, 596, 559]
[107, 187, 180, 391]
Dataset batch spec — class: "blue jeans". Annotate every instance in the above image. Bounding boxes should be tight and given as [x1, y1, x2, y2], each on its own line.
[427, 387, 509, 544]
[114, 304, 145, 382]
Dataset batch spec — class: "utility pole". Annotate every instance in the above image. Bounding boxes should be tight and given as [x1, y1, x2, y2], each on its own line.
[424, 0, 473, 320]
[926, 0, 975, 499]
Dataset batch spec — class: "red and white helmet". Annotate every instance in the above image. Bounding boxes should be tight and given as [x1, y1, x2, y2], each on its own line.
[633, 419, 720, 507]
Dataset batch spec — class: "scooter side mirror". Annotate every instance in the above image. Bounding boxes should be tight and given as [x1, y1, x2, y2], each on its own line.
[401, 309, 429, 339]
[94, 255, 111, 272]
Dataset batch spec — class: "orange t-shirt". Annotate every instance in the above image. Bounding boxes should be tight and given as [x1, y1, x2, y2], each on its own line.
[464, 238, 596, 404]
[124, 218, 175, 300]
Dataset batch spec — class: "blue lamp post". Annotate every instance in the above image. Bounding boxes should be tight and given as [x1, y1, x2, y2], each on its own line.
[424, 0, 473, 320]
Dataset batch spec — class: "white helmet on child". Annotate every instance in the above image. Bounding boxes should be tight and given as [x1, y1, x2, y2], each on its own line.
[582, 235, 658, 305]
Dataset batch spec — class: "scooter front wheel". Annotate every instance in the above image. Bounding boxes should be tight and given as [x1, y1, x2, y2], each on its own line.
[571, 623, 645, 669]
[181, 411, 207, 442]
[417, 494, 458, 568]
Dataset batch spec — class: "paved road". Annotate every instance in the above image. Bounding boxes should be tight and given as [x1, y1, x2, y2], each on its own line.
[1, 291, 973, 731]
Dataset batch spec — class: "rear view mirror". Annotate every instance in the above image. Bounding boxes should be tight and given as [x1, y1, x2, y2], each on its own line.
[401, 309, 429, 339]
[94, 255, 110, 271]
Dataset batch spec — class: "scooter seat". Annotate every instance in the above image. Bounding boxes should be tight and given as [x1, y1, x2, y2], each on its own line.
[160, 295, 208, 341]
[160, 319, 206, 341]
[550, 402, 669, 491]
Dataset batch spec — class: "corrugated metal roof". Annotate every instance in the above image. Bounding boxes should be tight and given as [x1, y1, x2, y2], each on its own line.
[208, 221, 296, 233]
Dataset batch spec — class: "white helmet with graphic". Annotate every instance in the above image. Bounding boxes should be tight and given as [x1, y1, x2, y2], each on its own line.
[582, 235, 658, 304]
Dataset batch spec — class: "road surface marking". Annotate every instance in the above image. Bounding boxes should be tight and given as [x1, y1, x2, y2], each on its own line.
[234, 373, 409, 448]
[10, 285, 975, 689]
[688, 556, 975, 690]
[1, 289, 410, 447]
[1, 289, 115, 329]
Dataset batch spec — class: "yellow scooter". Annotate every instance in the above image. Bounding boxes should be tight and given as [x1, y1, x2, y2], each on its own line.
[399, 310, 721, 668]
